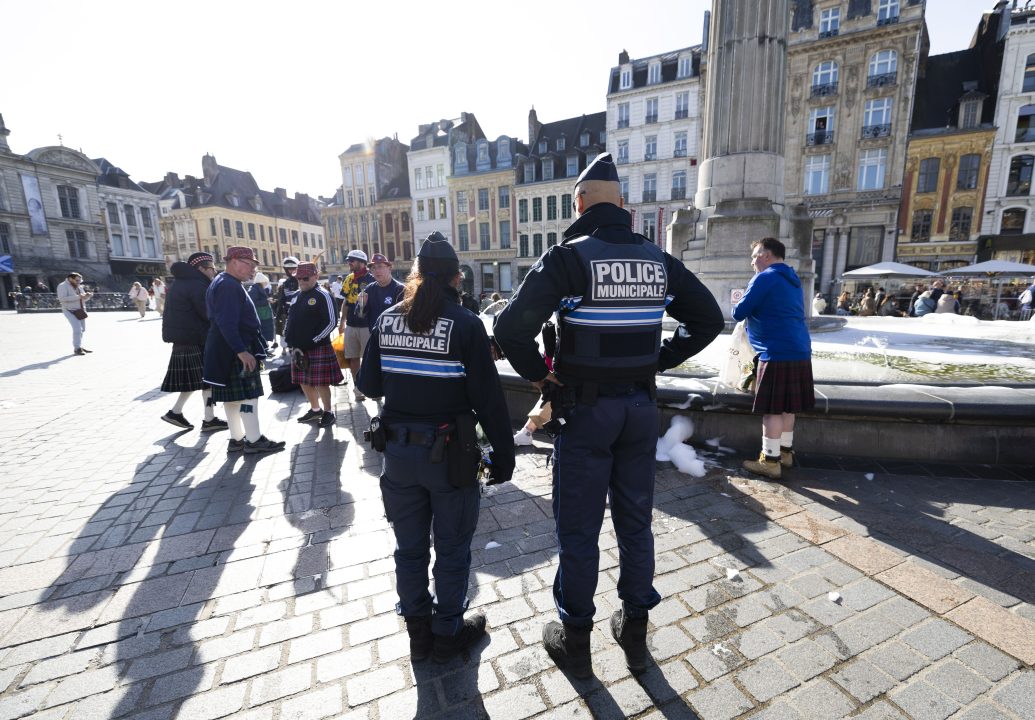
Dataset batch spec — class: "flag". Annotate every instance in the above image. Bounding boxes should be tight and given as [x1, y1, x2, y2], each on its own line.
[0, 255, 12, 273]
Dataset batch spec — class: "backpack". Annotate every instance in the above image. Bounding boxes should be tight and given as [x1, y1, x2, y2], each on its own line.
[268, 365, 300, 394]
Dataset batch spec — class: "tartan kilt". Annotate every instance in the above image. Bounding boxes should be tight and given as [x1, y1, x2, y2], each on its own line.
[753, 359, 816, 415]
[208, 360, 265, 402]
[292, 343, 343, 387]
[161, 345, 204, 392]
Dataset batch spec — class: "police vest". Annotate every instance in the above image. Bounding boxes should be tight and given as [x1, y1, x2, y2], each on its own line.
[557, 236, 669, 383]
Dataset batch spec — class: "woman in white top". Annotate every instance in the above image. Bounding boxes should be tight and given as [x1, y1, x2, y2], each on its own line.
[152, 277, 166, 316]
[56, 272, 93, 355]
[129, 281, 150, 318]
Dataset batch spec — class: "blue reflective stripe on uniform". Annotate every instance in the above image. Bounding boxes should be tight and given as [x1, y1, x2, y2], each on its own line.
[382, 354, 466, 378]
[565, 306, 666, 326]
[665, 294, 674, 306]
[558, 296, 582, 311]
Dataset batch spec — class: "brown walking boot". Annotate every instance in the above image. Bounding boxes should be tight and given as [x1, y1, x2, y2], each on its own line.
[743, 451, 782, 480]
[780, 447, 796, 468]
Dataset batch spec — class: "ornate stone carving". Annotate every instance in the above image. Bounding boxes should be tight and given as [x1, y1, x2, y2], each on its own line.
[29, 147, 98, 174]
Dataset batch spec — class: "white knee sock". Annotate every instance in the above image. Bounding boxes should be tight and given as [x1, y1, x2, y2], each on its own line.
[202, 388, 215, 421]
[763, 436, 781, 459]
[172, 391, 191, 413]
[780, 431, 794, 449]
[224, 402, 245, 440]
[241, 402, 261, 442]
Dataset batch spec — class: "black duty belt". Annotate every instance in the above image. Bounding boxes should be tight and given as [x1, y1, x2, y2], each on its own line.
[385, 427, 436, 446]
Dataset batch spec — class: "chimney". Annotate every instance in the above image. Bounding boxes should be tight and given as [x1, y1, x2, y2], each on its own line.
[275, 187, 287, 200]
[201, 154, 218, 186]
[0, 113, 10, 154]
[164, 171, 181, 188]
[528, 107, 541, 147]
[619, 49, 630, 65]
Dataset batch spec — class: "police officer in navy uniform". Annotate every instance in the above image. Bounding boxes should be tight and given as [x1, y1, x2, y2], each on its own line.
[358, 232, 516, 663]
[494, 153, 724, 677]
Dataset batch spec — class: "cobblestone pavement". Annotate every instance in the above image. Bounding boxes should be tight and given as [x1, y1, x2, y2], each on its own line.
[0, 311, 1033, 720]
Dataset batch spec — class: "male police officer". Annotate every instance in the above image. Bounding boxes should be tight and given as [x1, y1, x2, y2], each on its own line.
[272, 255, 301, 350]
[494, 153, 724, 677]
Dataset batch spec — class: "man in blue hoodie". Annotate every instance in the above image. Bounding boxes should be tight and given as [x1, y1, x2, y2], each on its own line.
[732, 237, 815, 480]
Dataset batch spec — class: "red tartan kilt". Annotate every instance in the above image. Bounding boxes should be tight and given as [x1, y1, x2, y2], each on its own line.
[753, 359, 816, 415]
[292, 344, 343, 386]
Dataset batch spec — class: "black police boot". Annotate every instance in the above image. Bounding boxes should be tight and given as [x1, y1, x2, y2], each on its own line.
[542, 621, 592, 679]
[405, 615, 432, 662]
[431, 613, 486, 664]
[610, 609, 650, 673]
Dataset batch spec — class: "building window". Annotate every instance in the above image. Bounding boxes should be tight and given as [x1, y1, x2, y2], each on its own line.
[911, 210, 933, 241]
[804, 154, 830, 195]
[808, 106, 835, 145]
[437, 164, 445, 187]
[417, 200, 426, 222]
[617, 102, 630, 128]
[877, 0, 900, 25]
[562, 193, 572, 220]
[280, 228, 288, 243]
[524, 162, 535, 183]
[675, 91, 690, 119]
[671, 170, 687, 200]
[425, 166, 434, 189]
[127, 234, 139, 255]
[620, 177, 630, 203]
[0, 222, 8, 254]
[642, 216, 656, 242]
[111, 232, 124, 255]
[617, 140, 629, 164]
[248, 223, 256, 240]
[543, 160, 554, 181]
[862, 98, 893, 137]
[857, 148, 888, 190]
[620, 68, 631, 90]
[428, 199, 436, 220]
[497, 138, 511, 164]
[644, 135, 657, 161]
[235, 221, 244, 238]
[812, 61, 839, 96]
[1025, 54, 1035, 93]
[847, 226, 883, 268]
[867, 50, 898, 87]
[642, 174, 657, 203]
[678, 56, 692, 78]
[819, 6, 840, 37]
[580, 132, 590, 146]
[456, 190, 468, 214]
[58, 186, 80, 219]
[292, 230, 299, 245]
[414, 168, 424, 190]
[673, 131, 688, 158]
[566, 155, 578, 177]
[498, 186, 510, 209]
[105, 202, 119, 225]
[519, 198, 529, 223]
[479, 222, 491, 250]
[532, 197, 542, 222]
[952, 154, 980, 191]
[917, 158, 940, 193]
[1001, 208, 1026, 234]
[478, 188, 489, 212]
[645, 97, 659, 124]
[481, 263, 495, 291]
[476, 141, 490, 166]
[648, 62, 661, 85]
[122, 204, 136, 226]
[1007, 154, 1034, 196]
[500, 220, 511, 249]
[455, 143, 468, 171]
[457, 224, 469, 251]
[949, 207, 973, 240]
[547, 195, 557, 221]
[533, 233, 543, 256]
[556, 137, 566, 152]
[519, 234, 529, 257]
[66, 230, 89, 258]
[402, 212, 410, 231]
[546, 232, 557, 247]
[358, 188, 366, 207]
[222, 218, 231, 236]
[1017, 104, 1035, 142]
[144, 237, 156, 257]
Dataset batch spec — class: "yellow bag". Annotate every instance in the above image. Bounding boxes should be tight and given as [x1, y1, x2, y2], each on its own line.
[331, 333, 344, 352]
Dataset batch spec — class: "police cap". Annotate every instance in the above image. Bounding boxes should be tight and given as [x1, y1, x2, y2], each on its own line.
[417, 232, 458, 262]
[574, 152, 620, 188]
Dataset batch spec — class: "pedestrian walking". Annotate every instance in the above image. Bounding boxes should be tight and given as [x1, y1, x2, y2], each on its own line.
[733, 237, 816, 481]
[129, 281, 149, 318]
[493, 152, 724, 678]
[272, 255, 301, 351]
[159, 252, 228, 433]
[152, 277, 166, 316]
[285, 262, 342, 429]
[249, 272, 275, 349]
[357, 232, 515, 664]
[56, 271, 93, 355]
[361, 253, 405, 331]
[202, 246, 284, 455]
[339, 249, 375, 400]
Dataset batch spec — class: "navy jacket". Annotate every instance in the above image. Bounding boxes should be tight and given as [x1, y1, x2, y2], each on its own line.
[732, 262, 812, 361]
[357, 286, 514, 461]
[493, 202, 724, 383]
[202, 273, 267, 386]
[162, 262, 211, 346]
[285, 286, 338, 350]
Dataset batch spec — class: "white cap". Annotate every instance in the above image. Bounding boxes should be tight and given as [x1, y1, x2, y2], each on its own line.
[254, 272, 269, 286]
[346, 249, 368, 262]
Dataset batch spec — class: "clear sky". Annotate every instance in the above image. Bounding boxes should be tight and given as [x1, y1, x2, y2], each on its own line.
[0, 0, 992, 198]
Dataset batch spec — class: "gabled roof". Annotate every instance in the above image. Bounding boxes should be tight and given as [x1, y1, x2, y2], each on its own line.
[911, 47, 998, 132]
[608, 46, 701, 95]
[529, 112, 607, 156]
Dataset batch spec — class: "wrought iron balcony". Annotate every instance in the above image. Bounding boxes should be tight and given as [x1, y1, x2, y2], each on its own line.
[861, 124, 892, 139]
[674, 109, 689, 119]
[644, 114, 658, 124]
[644, 152, 657, 161]
[674, 148, 687, 157]
[617, 156, 629, 165]
[811, 82, 838, 98]
[671, 187, 687, 200]
[617, 119, 629, 129]
[807, 131, 835, 146]
[819, 28, 839, 39]
[867, 72, 897, 88]
[642, 191, 657, 202]
[877, 14, 900, 26]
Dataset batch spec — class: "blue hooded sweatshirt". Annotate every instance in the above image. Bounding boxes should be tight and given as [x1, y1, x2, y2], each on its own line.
[732, 262, 812, 361]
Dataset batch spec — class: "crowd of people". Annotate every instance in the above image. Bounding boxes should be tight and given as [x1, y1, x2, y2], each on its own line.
[817, 276, 1035, 320]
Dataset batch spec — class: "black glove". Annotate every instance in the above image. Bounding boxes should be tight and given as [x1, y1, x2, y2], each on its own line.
[484, 451, 514, 486]
[291, 348, 308, 372]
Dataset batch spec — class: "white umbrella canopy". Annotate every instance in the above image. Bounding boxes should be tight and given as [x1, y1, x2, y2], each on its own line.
[842, 262, 939, 278]
[939, 260, 1035, 319]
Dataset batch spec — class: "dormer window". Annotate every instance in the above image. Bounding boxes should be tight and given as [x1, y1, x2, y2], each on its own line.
[648, 62, 661, 85]
[455, 142, 468, 170]
[253, 194, 262, 211]
[539, 140, 548, 154]
[960, 99, 982, 129]
[476, 140, 489, 166]
[556, 137, 565, 151]
[580, 132, 590, 146]
[819, 7, 840, 38]
[620, 67, 632, 90]
[678, 56, 691, 78]
[229, 193, 239, 207]
[497, 138, 510, 160]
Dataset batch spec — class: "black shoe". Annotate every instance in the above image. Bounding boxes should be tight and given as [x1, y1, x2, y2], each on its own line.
[406, 616, 433, 662]
[79, 347, 93, 353]
[200, 418, 229, 432]
[318, 411, 335, 428]
[297, 408, 323, 424]
[227, 438, 245, 453]
[610, 609, 650, 673]
[74, 348, 86, 356]
[161, 411, 194, 430]
[243, 436, 285, 454]
[543, 621, 592, 679]
[432, 613, 487, 664]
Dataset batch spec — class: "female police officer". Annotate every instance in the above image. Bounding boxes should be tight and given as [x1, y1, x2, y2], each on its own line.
[357, 231, 515, 663]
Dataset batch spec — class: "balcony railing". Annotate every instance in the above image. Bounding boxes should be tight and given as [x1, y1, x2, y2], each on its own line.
[642, 191, 657, 202]
[644, 152, 656, 161]
[644, 114, 658, 124]
[861, 123, 892, 139]
[819, 28, 839, 38]
[617, 156, 629, 165]
[671, 187, 687, 200]
[674, 109, 689, 119]
[877, 14, 900, 26]
[867, 72, 897, 88]
[807, 131, 835, 146]
[617, 119, 629, 128]
[674, 148, 687, 157]
[811, 82, 838, 98]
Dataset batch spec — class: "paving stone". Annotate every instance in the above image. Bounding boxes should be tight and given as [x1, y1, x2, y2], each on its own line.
[890, 680, 961, 720]
[686, 678, 753, 720]
[440, 662, 499, 707]
[876, 562, 974, 615]
[733, 625, 784, 660]
[946, 596, 1035, 665]
[788, 678, 857, 719]
[830, 658, 896, 703]
[867, 595, 931, 631]
[376, 686, 440, 719]
[901, 619, 973, 660]
[483, 597, 534, 627]
[249, 663, 313, 706]
[315, 646, 373, 683]
[195, 629, 257, 664]
[685, 644, 744, 681]
[346, 614, 398, 646]
[776, 639, 837, 681]
[288, 627, 343, 663]
[482, 684, 546, 719]
[173, 682, 247, 720]
[635, 659, 699, 702]
[735, 657, 800, 703]
[19, 649, 97, 686]
[992, 671, 1035, 718]
[863, 640, 929, 682]
[824, 534, 906, 575]
[850, 700, 908, 720]
[145, 664, 219, 706]
[126, 645, 194, 680]
[925, 658, 992, 704]
[279, 685, 343, 720]
[746, 701, 804, 719]
[799, 593, 855, 626]
[497, 645, 554, 683]
[760, 609, 818, 644]
[221, 645, 282, 684]
[0, 683, 52, 720]
[722, 593, 774, 627]
[647, 625, 694, 661]
[346, 665, 407, 706]
[953, 641, 1021, 682]
[42, 664, 121, 708]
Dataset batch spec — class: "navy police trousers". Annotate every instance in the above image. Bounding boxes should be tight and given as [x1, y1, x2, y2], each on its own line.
[380, 424, 481, 637]
[551, 389, 662, 628]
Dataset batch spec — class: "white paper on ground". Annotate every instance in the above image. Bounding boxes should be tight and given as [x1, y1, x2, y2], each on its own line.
[485, 541, 501, 550]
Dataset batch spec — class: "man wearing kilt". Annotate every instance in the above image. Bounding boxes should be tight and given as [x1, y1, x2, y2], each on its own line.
[203, 246, 285, 455]
[733, 237, 815, 481]
[285, 262, 342, 428]
[160, 253, 228, 432]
